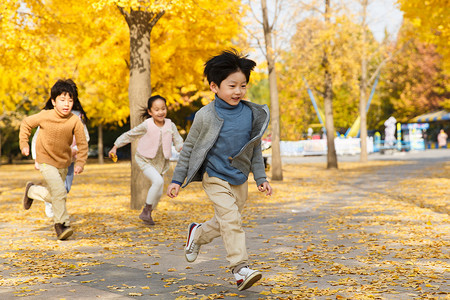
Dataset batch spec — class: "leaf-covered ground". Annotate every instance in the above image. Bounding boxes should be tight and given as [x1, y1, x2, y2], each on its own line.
[0, 159, 448, 299]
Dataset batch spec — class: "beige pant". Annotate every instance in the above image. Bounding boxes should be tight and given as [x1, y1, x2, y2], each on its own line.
[27, 163, 69, 225]
[194, 172, 249, 272]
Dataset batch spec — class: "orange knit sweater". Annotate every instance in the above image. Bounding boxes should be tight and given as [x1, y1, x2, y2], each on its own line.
[19, 110, 88, 169]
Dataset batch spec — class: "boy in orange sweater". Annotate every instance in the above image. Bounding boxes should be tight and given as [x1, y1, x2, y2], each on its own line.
[19, 79, 88, 240]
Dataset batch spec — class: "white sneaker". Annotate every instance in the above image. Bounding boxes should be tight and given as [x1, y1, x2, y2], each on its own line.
[45, 202, 54, 218]
[234, 266, 262, 291]
[185, 223, 201, 262]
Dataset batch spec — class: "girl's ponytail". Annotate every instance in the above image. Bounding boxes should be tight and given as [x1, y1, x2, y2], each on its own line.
[141, 108, 151, 120]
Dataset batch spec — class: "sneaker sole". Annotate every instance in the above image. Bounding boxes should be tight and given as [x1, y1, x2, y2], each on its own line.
[238, 271, 262, 291]
[141, 219, 155, 226]
[23, 182, 34, 210]
[185, 223, 199, 263]
[58, 228, 73, 240]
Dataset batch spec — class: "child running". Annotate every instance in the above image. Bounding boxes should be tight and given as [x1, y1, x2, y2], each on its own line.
[109, 95, 183, 225]
[19, 79, 88, 240]
[166, 49, 273, 291]
[31, 79, 90, 218]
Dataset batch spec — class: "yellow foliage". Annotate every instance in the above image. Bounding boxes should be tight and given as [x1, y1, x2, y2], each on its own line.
[398, 0, 450, 73]
[1, 0, 246, 128]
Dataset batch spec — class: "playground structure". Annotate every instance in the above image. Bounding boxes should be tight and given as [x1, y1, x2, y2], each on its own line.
[296, 76, 439, 157]
[303, 75, 380, 139]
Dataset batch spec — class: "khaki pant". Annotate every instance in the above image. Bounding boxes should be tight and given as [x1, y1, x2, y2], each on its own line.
[194, 172, 249, 272]
[27, 163, 69, 225]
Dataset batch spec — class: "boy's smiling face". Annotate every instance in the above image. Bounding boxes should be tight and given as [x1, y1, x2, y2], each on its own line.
[210, 71, 247, 106]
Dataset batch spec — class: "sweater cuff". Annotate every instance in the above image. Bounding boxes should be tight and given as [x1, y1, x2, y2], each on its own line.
[255, 178, 267, 187]
[171, 180, 183, 186]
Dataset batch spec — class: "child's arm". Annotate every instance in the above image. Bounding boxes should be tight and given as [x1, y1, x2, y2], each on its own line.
[73, 119, 88, 174]
[171, 122, 184, 152]
[250, 139, 272, 196]
[19, 113, 42, 157]
[169, 108, 206, 192]
[109, 122, 147, 158]
[251, 140, 267, 184]
[70, 123, 89, 161]
[170, 112, 204, 185]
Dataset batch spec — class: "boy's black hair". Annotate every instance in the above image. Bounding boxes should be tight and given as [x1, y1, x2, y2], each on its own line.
[141, 95, 167, 119]
[44, 79, 88, 122]
[203, 49, 257, 87]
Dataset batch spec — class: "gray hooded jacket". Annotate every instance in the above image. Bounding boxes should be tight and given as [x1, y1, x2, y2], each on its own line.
[172, 99, 270, 187]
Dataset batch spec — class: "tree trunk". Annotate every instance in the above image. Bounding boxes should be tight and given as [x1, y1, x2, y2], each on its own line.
[0, 129, 2, 166]
[121, 8, 164, 210]
[323, 0, 338, 169]
[359, 0, 368, 162]
[261, 0, 283, 181]
[97, 124, 104, 164]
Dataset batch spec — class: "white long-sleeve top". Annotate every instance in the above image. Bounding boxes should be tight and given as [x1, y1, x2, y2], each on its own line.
[114, 120, 183, 174]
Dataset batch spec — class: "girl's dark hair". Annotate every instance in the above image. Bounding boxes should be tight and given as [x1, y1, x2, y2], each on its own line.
[141, 95, 166, 119]
[203, 49, 256, 87]
[44, 79, 88, 122]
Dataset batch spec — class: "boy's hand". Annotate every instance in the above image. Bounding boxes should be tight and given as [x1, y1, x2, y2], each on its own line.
[167, 183, 181, 198]
[74, 165, 84, 175]
[21, 146, 30, 156]
[258, 181, 273, 196]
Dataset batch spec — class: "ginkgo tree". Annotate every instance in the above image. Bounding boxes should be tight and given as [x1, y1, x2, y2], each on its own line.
[2, 0, 132, 165]
[92, 0, 245, 209]
[0, 1, 53, 163]
[1, 0, 246, 208]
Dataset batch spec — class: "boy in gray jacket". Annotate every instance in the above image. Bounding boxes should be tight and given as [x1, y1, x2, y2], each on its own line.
[167, 49, 272, 291]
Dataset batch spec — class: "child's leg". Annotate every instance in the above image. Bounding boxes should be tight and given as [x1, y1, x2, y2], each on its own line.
[142, 166, 164, 207]
[197, 173, 249, 271]
[64, 162, 75, 193]
[27, 185, 51, 203]
[39, 164, 69, 225]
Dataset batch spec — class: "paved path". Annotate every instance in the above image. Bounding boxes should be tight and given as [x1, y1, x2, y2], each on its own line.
[1, 149, 449, 299]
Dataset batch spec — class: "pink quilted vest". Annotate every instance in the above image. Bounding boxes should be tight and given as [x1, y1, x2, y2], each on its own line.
[137, 118, 173, 159]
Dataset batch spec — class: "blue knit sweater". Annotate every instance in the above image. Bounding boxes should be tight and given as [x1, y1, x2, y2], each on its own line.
[204, 96, 253, 185]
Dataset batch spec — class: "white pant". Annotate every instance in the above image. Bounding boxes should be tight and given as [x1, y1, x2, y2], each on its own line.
[142, 165, 164, 207]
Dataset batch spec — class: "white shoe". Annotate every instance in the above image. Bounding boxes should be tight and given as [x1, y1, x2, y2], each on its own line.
[45, 202, 54, 218]
[185, 223, 201, 262]
[234, 266, 262, 291]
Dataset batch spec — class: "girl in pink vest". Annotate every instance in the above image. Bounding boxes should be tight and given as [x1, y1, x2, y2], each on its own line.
[108, 95, 183, 225]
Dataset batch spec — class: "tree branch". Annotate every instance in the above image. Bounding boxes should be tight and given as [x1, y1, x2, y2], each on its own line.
[368, 39, 412, 85]
[149, 10, 165, 27]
